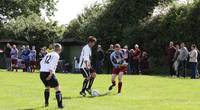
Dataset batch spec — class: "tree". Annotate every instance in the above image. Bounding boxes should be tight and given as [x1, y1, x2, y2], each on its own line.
[0, 0, 57, 22]
[4, 13, 65, 46]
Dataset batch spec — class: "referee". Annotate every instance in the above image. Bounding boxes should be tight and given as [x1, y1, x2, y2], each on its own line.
[40, 43, 64, 109]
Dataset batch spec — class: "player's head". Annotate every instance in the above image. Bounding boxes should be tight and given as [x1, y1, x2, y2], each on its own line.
[114, 44, 121, 52]
[54, 43, 62, 54]
[88, 36, 97, 47]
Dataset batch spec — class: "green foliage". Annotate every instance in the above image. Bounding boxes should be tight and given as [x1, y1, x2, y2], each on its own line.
[0, 0, 57, 21]
[64, 0, 200, 68]
[4, 14, 65, 46]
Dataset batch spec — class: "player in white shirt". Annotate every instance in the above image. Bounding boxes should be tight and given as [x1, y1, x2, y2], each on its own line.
[79, 36, 97, 96]
[40, 43, 64, 109]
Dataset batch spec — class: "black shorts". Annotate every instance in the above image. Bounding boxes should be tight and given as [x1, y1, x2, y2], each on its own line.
[40, 72, 59, 88]
[80, 68, 96, 77]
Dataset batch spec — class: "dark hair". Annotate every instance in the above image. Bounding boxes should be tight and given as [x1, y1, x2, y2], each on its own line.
[88, 36, 97, 43]
[191, 44, 196, 48]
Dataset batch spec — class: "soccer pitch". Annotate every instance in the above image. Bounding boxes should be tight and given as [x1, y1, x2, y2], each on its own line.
[1, 70, 200, 110]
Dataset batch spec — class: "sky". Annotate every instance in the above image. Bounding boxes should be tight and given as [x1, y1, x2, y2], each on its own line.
[50, 0, 191, 25]
[51, 0, 99, 25]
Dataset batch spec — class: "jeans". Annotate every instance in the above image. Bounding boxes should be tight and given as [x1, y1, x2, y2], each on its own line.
[190, 62, 198, 79]
[178, 60, 187, 77]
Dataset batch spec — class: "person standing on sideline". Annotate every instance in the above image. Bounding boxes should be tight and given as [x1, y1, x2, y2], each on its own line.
[106, 44, 114, 74]
[96, 45, 105, 74]
[22, 45, 31, 72]
[178, 42, 189, 77]
[167, 41, 176, 77]
[40, 43, 64, 108]
[121, 45, 129, 73]
[10, 44, 18, 72]
[4, 43, 12, 71]
[189, 44, 198, 79]
[29, 46, 37, 72]
[173, 44, 181, 76]
[79, 36, 97, 96]
[131, 44, 141, 74]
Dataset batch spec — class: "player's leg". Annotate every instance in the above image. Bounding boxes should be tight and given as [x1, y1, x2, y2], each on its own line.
[40, 72, 51, 107]
[44, 86, 50, 107]
[109, 73, 117, 91]
[86, 69, 96, 94]
[54, 85, 64, 108]
[118, 72, 124, 94]
[80, 68, 90, 96]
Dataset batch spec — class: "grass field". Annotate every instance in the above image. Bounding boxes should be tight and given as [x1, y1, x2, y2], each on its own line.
[1, 70, 200, 110]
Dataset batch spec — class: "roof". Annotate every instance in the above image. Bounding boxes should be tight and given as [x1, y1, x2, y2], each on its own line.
[57, 38, 84, 46]
[0, 39, 28, 44]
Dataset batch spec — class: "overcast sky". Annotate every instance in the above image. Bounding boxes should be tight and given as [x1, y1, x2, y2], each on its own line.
[51, 0, 99, 25]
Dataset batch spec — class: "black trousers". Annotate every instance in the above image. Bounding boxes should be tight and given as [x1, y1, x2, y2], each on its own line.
[169, 60, 175, 76]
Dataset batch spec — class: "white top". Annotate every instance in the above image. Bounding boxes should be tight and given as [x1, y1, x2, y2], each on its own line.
[189, 49, 198, 63]
[40, 51, 60, 73]
[79, 44, 92, 68]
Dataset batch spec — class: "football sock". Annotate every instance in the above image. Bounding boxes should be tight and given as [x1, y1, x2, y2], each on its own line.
[82, 79, 89, 92]
[118, 82, 122, 93]
[44, 89, 49, 104]
[112, 81, 116, 86]
[87, 77, 95, 90]
[56, 91, 63, 107]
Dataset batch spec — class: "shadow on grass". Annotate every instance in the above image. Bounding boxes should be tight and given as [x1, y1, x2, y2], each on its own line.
[62, 91, 116, 100]
[20, 106, 45, 110]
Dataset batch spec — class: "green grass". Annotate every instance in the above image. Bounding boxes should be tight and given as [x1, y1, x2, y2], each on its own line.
[1, 70, 200, 110]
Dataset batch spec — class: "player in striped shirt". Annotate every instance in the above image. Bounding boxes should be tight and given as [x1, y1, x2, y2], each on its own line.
[108, 44, 127, 95]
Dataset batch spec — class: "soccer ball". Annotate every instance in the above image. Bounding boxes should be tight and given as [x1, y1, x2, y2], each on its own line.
[91, 89, 100, 97]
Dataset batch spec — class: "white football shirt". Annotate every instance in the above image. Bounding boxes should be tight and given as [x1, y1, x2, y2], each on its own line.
[79, 44, 92, 68]
[40, 51, 60, 73]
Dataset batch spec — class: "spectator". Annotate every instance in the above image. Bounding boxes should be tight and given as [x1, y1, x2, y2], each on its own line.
[22, 45, 30, 72]
[131, 44, 141, 74]
[121, 45, 129, 73]
[18, 45, 26, 71]
[4, 43, 12, 71]
[178, 42, 189, 77]
[29, 46, 37, 72]
[140, 51, 149, 74]
[106, 44, 114, 74]
[167, 41, 176, 77]
[39, 47, 47, 61]
[173, 44, 180, 76]
[10, 44, 18, 72]
[189, 44, 198, 79]
[96, 45, 105, 74]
